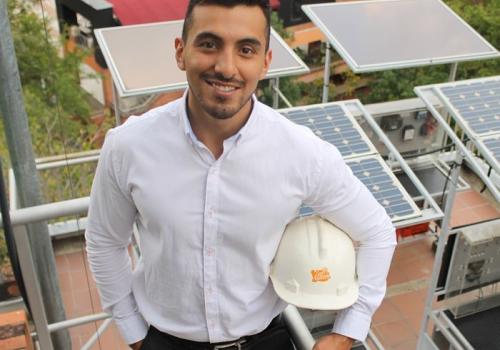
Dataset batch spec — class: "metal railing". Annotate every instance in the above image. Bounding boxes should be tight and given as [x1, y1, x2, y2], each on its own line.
[0, 194, 320, 350]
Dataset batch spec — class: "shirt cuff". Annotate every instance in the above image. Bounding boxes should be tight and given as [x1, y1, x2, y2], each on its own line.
[332, 308, 372, 341]
[114, 312, 149, 344]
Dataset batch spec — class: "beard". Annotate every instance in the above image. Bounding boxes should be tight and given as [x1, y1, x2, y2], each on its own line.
[193, 72, 252, 120]
[201, 93, 252, 120]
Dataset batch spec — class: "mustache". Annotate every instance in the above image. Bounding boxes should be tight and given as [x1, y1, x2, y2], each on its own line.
[201, 72, 244, 87]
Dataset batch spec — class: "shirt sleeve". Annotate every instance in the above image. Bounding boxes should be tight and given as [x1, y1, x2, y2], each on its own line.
[304, 140, 396, 341]
[85, 130, 148, 344]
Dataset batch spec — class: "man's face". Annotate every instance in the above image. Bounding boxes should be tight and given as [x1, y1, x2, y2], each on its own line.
[175, 5, 272, 120]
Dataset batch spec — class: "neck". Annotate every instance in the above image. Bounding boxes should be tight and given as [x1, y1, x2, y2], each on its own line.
[186, 93, 253, 159]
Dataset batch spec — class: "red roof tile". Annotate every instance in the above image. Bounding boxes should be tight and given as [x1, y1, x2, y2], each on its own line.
[107, 0, 280, 26]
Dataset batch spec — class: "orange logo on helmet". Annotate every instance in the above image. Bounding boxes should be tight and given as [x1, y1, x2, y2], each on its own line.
[311, 268, 331, 282]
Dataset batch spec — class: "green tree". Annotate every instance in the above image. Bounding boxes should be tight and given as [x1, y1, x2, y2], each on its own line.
[1, 0, 100, 202]
[258, 12, 306, 107]
[4, 0, 93, 157]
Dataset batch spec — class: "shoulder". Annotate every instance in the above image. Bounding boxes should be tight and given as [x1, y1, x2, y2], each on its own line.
[106, 98, 182, 146]
[255, 101, 317, 139]
[254, 100, 326, 153]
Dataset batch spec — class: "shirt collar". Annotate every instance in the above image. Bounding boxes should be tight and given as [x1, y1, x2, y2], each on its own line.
[179, 89, 260, 144]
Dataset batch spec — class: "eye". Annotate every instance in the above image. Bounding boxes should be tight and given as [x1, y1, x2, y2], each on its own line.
[199, 41, 217, 49]
[240, 46, 256, 56]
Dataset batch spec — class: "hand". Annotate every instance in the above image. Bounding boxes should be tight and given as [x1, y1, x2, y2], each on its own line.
[129, 340, 143, 350]
[312, 333, 354, 350]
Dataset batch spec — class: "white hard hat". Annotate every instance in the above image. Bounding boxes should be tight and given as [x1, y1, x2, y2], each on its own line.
[270, 216, 359, 310]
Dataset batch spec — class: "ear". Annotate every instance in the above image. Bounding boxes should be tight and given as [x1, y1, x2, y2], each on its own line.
[175, 37, 186, 71]
[259, 48, 272, 80]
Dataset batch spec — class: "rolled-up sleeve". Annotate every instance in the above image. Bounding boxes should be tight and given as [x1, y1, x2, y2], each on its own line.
[85, 130, 148, 344]
[304, 140, 396, 341]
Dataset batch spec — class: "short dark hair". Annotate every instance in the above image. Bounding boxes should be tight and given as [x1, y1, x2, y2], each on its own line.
[182, 0, 271, 51]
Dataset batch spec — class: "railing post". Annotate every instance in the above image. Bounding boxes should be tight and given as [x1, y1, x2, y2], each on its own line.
[13, 225, 54, 350]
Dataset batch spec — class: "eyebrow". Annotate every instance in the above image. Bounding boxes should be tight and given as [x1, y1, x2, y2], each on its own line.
[193, 31, 263, 49]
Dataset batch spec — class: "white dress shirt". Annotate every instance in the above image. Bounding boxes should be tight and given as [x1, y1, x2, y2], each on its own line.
[85, 92, 396, 345]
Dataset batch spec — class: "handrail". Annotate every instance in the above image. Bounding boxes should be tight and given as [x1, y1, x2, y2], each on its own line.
[1, 197, 321, 350]
[0, 197, 89, 228]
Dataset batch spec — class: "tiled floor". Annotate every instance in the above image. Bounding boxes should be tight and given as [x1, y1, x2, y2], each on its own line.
[53, 242, 129, 350]
[450, 189, 500, 228]
[50, 185, 499, 350]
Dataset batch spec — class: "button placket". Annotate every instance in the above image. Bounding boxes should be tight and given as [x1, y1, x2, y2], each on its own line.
[203, 163, 220, 340]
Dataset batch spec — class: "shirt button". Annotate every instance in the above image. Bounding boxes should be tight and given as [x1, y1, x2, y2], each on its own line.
[207, 248, 214, 256]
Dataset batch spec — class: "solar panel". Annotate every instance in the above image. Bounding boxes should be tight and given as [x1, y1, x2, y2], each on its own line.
[280, 104, 377, 159]
[480, 135, 500, 171]
[299, 156, 420, 222]
[438, 78, 500, 137]
[347, 156, 421, 221]
[302, 0, 499, 73]
[95, 23, 309, 97]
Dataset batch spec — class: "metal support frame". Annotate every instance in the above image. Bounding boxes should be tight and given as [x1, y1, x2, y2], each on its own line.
[415, 87, 500, 202]
[271, 83, 293, 108]
[282, 305, 315, 350]
[112, 82, 121, 126]
[435, 310, 474, 350]
[429, 312, 466, 350]
[417, 151, 464, 350]
[36, 154, 99, 170]
[322, 42, 332, 103]
[351, 101, 444, 224]
[448, 62, 458, 82]
[366, 329, 385, 350]
[48, 312, 109, 333]
[13, 226, 54, 350]
[1, 196, 316, 350]
[81, 318, 113, 350]
[272, 78, 280, 109]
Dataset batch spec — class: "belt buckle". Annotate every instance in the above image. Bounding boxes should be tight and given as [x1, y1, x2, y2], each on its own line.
[213, 338, 246, 350]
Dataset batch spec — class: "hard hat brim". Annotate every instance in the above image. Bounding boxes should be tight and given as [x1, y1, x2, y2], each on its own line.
[270, 278, 359, 311]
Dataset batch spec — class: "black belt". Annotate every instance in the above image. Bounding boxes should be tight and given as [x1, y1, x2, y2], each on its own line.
[150, 315, 282, 350]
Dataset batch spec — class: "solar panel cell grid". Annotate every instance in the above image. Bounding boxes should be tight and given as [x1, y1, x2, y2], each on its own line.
[280, 105, 375, 158]
[347, 157, 418, 220]
[482, 136, 500, 164]
[440, 79, 500, 136]
[298, 156, 419, 221]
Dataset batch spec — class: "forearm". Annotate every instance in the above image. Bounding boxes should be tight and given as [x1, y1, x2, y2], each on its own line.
[86, 235, 148, 343]
[333, 236, 395, 340]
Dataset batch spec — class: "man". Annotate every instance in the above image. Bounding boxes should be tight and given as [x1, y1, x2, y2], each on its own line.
[85, 1, 396, 349]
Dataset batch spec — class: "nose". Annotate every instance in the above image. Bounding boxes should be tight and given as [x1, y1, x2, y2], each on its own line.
[214, 48, 237, 79]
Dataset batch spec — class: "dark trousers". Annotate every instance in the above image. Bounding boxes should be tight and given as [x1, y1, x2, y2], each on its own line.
[140, 317, 295, 350]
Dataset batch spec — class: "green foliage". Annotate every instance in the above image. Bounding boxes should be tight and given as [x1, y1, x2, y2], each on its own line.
[271, 11, 292, 40]
[362, 66, 450, 104]
[5, 0, 94, 157]
[258, 11, 302, 107]
[258, 77, 308, 108]
[1, 0, 101, 202]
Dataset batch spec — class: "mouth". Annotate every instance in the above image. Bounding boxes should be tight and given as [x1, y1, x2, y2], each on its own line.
[205, 80, 241, 95]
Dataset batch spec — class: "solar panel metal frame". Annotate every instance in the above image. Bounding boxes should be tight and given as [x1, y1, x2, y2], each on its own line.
[279, 102, 378, 159]
[302, 0, 500, 73]
[415, 80, 500, 202]
[431, 76, 500, 173]
[478, 134, 500, 174]
[95, 22, 310, 98]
